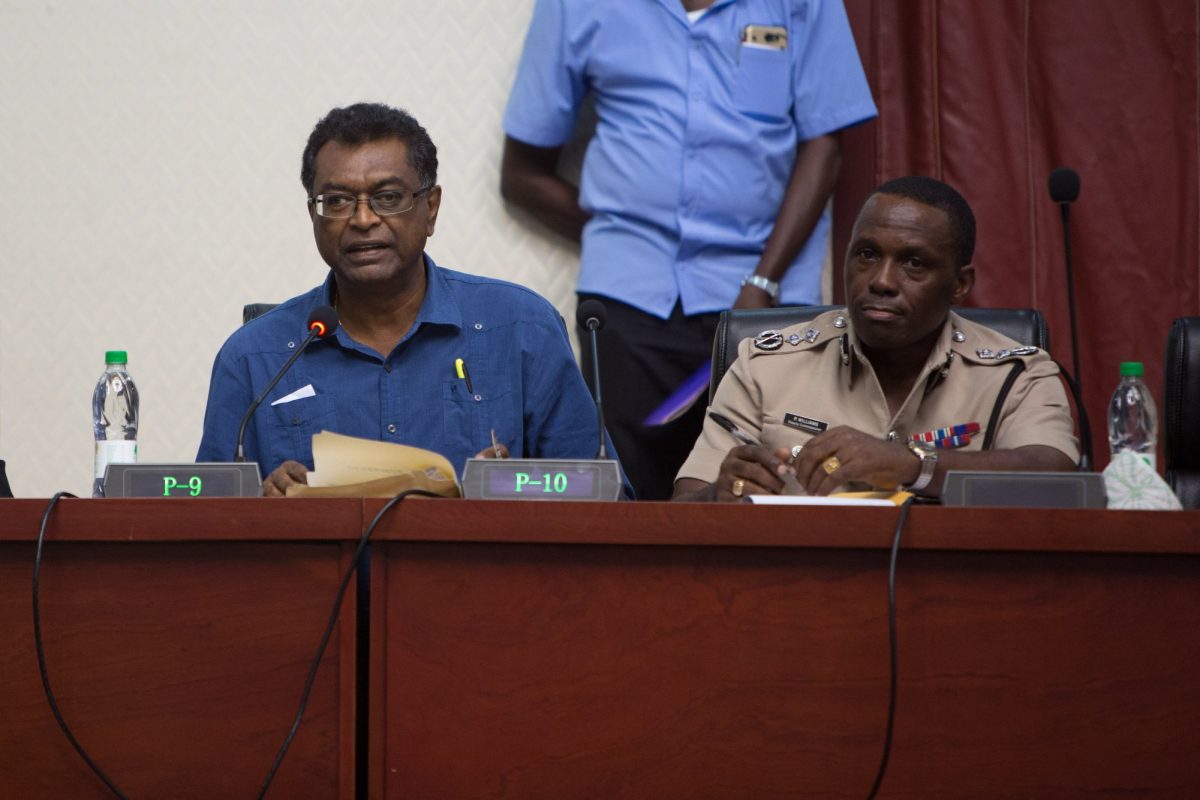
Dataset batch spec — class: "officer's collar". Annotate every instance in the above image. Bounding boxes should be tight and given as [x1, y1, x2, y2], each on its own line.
[841, 312, 960, 393]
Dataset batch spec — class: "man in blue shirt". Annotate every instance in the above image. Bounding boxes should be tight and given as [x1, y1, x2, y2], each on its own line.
[198, 102, 611, 496]
[501, 0, 876, 499]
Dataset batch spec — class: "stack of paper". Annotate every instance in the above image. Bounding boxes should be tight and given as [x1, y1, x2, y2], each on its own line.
[286, 431, 461, 498]
[748, 490, 912, 506]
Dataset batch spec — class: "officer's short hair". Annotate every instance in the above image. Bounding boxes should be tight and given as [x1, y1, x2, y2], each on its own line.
[873, 176, 976, 268]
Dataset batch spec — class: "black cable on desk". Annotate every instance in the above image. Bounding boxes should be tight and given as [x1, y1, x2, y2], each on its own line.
[32, 491, 128, 800]
[866, 495, 914, 800]
[256, 488, 441, 799]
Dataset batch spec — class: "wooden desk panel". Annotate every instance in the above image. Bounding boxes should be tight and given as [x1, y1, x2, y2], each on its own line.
[0, 499, 361, 800]
[369, 501, 1200, 799]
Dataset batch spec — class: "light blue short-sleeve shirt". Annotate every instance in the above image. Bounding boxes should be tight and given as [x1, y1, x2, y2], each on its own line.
[504, 0, 877, 318]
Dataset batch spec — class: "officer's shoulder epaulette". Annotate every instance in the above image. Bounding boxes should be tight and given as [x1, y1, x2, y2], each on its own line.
[746, 310, 847, 357]
[950, 313, 1045, 366]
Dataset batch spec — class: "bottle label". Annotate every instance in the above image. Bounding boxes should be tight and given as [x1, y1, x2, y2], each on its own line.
[95, 440, 137, 479]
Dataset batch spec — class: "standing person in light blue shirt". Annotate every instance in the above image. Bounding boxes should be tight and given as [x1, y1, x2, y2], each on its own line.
[198, 102, 618, 495]
[501, 0, 876, 500]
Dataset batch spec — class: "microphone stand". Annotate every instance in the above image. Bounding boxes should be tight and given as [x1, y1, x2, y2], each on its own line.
[585, 320, 608, 459]
[1059, 201, 1083, 401]
[235, 324, 327, 462]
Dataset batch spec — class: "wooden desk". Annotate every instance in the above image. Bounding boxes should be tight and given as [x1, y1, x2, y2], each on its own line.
[4, 499, 1198, 798]
[368, 501, 1200, 799]
[0, 498, 361, 799]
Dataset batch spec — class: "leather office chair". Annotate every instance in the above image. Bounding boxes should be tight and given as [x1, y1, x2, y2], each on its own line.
[242, 303, 278, 324]
[709, 305, 1050, 404]
[1164, 317, 1200, 509]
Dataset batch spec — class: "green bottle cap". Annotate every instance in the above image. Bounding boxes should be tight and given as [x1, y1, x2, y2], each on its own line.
[1118, 361, 1144, 377]
[105, 350, 128, 365]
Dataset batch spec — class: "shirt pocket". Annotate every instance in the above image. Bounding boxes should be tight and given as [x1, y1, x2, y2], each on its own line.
[735, 44, 792, 121]
[762, 416, 815, 455]
[442, 377, 517, 459]
[269, 393, 338, 469]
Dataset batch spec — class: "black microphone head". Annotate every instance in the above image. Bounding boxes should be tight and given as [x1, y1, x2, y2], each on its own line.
[576, 299, 607, 331]
[1049, 167, 1080, 203]
[307, 305, 339, 338]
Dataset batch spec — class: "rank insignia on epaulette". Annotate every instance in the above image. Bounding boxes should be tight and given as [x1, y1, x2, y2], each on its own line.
[786, 327, 820, 347]
[754, 330, 784, 351]
[976, 346, 1039, 360]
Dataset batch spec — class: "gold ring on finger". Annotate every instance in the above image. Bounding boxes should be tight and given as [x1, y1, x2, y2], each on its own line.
[822, 456, 841, 475]
[731, 478, 745, 497]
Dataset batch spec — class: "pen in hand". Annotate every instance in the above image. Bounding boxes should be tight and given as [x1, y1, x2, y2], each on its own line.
[707, 411, 759, 447]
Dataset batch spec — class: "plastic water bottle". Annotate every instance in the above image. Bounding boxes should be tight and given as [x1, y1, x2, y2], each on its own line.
[93, 350, 139, 496]
[1107, 361, 1157, 468]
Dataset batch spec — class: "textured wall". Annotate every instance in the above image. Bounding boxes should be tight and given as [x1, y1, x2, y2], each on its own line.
[0, 0, 585, 497]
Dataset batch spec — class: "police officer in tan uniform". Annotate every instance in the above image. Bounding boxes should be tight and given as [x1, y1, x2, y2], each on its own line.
[673, 176, 1079, 501]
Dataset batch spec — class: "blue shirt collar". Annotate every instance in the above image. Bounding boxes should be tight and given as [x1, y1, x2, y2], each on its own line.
[410, 253, 464, 333]
[321, 253, 463, 349]
[654, 0, 736, 24]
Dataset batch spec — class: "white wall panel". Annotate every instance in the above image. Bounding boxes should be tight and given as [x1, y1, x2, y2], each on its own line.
[0, 0, 584, 496]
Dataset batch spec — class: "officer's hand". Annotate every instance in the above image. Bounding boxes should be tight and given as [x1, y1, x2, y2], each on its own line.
[715, 445, 791, 501]
[263, 460, 308, 497]
[791, 426, 919, 496]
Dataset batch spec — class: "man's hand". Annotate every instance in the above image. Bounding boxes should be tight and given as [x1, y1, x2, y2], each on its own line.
[733, 283, 775, 310]
[790, 426, 918, 496]
[473, 443, 510, 459]
[674, 445, 792, 502]
[262, 460, 309, 497]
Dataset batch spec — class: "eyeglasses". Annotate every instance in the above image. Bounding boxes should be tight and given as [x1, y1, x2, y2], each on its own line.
[308, 186, 433, 219]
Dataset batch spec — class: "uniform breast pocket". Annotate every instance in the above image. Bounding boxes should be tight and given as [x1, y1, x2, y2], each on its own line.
[442, 378, 516, 457]
[762, 417, 814, 455]
[735, 45, 792, 121]
[270, 393, 338, 468]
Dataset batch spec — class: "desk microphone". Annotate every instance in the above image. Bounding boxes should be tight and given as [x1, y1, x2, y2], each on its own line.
[234, 305, 339, 462]
[459, 299, 622, 501]
[576, 299, 609, 459]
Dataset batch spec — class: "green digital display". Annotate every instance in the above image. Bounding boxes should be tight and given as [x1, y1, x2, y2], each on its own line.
[508, 470, 590, 496]
[103, 463, 262, 498]
[461, 458, 623, 501]
[161, 475, 205, 497]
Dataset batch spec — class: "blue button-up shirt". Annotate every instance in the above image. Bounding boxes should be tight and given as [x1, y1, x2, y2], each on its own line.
[197, 256, 612, 478]
[504, 0, 876, 318]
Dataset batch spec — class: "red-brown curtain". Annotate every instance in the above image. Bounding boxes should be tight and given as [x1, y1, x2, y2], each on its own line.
[834, 0, 1200, 466]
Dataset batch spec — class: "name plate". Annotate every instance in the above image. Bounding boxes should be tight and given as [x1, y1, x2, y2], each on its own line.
[941, 470, 1106, 509]
[461, 459, 623, 501]
[103, 463, 263, 498]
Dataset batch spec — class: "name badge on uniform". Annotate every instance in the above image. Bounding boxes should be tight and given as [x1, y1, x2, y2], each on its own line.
[784, 413, 827, 434]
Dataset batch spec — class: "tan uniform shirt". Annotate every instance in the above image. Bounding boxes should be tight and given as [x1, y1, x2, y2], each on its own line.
[677, 310, 1080, 485]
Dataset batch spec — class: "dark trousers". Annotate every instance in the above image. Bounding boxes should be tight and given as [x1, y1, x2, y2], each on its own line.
[577, 295, 721, 501]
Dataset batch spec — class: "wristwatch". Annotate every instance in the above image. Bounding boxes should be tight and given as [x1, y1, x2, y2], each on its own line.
[741, 274, 780, 304]
[901, 439, 938, 493]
